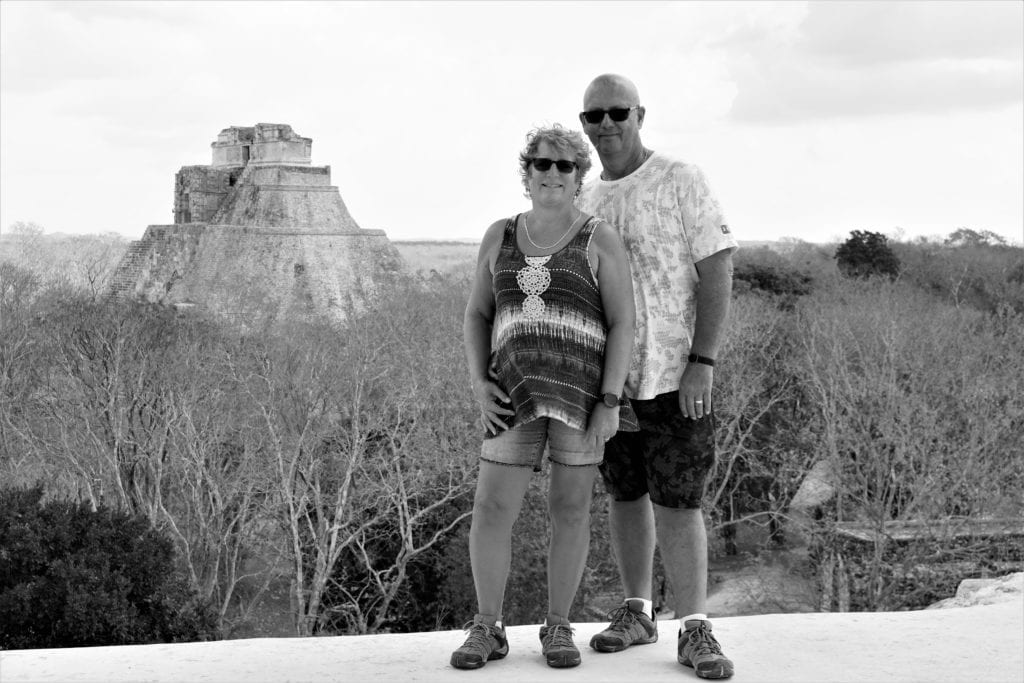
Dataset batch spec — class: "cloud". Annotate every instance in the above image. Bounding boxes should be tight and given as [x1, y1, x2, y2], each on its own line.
[729, 56, 1023, 123]
[798, 1, 1023, 66]
[724, 1, 1024, 123]
[0, 1, 211, 95]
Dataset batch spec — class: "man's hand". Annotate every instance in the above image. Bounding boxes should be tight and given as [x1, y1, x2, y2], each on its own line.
[679, 363, 713, 420]
[682, 248, 732, 420]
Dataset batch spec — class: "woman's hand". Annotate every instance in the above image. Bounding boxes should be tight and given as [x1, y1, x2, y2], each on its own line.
[590, 220, 634, 453]
[464, 219, 513, 435]
[474, 378, 515, 435]
[586, 404, 620, 454]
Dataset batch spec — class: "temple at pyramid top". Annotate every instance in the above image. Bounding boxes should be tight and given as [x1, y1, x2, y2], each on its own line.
[211, 123, 312, 168]
[171, 123, 363, 233]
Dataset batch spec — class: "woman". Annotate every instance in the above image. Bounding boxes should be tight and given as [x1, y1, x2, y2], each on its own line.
[451, 124, 635, 670]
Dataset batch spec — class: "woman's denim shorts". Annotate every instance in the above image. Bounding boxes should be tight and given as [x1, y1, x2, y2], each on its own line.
[480, 417, 602, 471]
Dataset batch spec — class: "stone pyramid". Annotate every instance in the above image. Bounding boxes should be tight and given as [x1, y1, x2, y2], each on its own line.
[109, 123, 403, 324]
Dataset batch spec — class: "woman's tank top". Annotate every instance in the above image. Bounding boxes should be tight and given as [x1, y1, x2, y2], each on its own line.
[490, 214, 637, 434]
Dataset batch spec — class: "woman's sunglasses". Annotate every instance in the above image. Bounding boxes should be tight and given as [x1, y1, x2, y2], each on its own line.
[530, 157, 578, 173]
[579, 105, 640, 125]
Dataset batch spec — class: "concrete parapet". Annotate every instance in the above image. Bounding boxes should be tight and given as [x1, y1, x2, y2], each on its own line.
[3, 598, 1021, 683]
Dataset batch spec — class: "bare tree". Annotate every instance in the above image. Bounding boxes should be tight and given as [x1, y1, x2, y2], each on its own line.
[2, 222, 45, 273]
[241, 279, 478, 636]
[326, 367, 476, 634]
[30, 298, 178, 514]
[706, 294, 798, 549]
[16, 296, 278, 633]
[0, 263, 45, 481]
[238, 324, 387, 636]
[796, 278, 1024, 609]
[152, 338, 283, 634]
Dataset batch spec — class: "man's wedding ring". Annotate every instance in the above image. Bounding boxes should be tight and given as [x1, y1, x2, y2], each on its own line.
[695, 400, 704, 404]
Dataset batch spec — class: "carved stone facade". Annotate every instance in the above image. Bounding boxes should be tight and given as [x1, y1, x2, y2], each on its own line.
[211, 123, 311, 169]
[109, 124, 402, 324]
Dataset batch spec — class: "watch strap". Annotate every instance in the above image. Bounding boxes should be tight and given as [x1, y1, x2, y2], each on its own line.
[687, 353, 715, 367]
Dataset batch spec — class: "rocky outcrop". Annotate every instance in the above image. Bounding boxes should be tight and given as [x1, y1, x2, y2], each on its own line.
[927, 571, 1024, 609]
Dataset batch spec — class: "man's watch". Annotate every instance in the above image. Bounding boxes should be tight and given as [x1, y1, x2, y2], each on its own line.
[687, 353, 715, 367]
[601, 393, 619, 408]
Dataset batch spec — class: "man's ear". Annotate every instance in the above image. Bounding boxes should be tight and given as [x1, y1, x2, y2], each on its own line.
[637, 106, 646, 128]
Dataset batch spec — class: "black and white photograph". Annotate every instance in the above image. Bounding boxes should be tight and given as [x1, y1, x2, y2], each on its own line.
[1, 2, 1022, 682]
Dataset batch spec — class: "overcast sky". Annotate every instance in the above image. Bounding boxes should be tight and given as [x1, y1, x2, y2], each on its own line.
[2, 1, 1022, 245]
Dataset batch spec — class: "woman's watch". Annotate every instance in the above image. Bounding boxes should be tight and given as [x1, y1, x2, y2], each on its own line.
[602, 393, 619, 408]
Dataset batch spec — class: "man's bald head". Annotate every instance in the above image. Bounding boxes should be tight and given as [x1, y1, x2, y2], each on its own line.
[583, 74, 641, 108]
[580, 73, 647, 175]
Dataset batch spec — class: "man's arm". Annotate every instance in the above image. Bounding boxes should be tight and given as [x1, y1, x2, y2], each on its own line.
[679, 248, 734, 419]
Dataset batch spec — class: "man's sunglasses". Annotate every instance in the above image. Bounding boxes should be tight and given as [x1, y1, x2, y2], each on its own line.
[530, 157, 578, 173]
[579, 105, 640, 125]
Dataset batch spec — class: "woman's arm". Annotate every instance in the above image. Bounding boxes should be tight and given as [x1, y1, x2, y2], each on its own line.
[464, 220, 516, 434]
[587, 219, 636, 451]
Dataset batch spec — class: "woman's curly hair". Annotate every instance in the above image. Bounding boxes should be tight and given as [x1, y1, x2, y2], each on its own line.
[518, 124, 592, 199]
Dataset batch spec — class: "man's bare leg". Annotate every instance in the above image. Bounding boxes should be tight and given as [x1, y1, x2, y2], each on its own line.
[588, 494, 661, 652]
[608, 495, 656, 599]
[657, 504, 733, 679]
[653, 505, 707, 615]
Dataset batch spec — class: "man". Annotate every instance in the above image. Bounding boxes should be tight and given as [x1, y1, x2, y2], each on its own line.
[576, 73, 737, 680]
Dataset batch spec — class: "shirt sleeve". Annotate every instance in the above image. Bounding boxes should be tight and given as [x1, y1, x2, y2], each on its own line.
[678, 163, 739, 263]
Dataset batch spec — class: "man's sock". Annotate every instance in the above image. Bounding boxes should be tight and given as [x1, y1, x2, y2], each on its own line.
[679, 612, 708, 631]
[625, 597, 654, 619]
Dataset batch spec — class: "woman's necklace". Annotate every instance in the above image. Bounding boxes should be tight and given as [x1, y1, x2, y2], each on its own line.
[524, 210, 582, 250]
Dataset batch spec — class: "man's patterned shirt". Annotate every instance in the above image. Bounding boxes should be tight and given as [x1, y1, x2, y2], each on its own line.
[578, 152, 738, 400]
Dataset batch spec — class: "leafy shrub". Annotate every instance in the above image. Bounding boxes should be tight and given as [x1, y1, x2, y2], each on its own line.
[834, 230, 901, 280]
[0, 484, 219, 648]
[733, 247, 814, 311]
[734, 261, 812, 299]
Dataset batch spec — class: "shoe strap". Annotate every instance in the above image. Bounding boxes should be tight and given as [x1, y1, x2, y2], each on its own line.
[606, 605, 637, 627]
[687, 624, 723, 655]
[544, 623, 575, 646]
[464, 621, 499, 645]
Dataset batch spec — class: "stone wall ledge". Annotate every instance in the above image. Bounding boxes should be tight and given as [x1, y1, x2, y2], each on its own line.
[205, 225, 388, 236]
[241, 185, 339, 192]
[247, 160, 312, 166]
